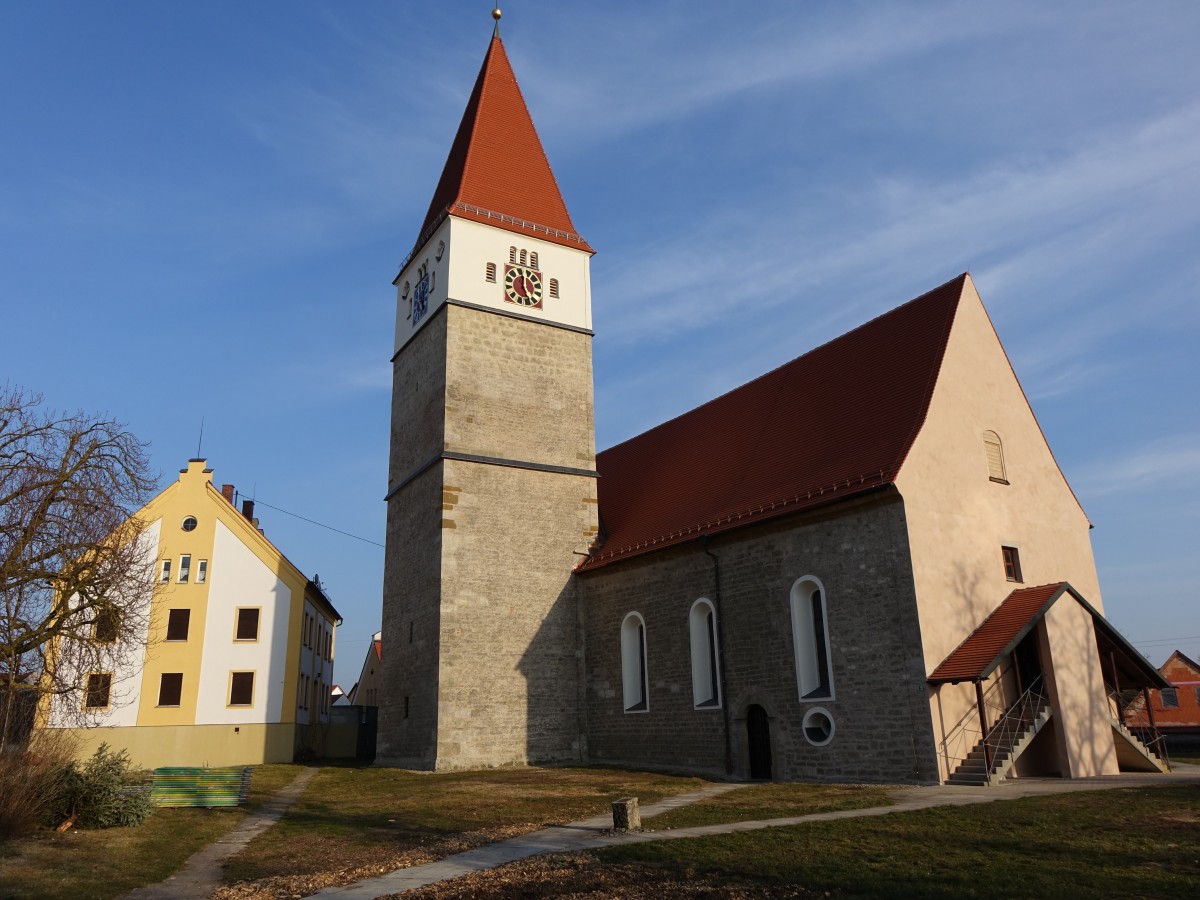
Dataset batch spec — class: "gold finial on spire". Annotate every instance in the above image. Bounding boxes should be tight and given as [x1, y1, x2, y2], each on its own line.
[492, 7, 502, 37]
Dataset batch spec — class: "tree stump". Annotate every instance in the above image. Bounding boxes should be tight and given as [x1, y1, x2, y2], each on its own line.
[611, 797, 640, 830]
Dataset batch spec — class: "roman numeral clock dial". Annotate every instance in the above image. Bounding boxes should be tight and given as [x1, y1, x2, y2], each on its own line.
[504, 264, 543, 308]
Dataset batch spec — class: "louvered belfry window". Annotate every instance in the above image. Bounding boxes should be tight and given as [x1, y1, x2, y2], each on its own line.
[983, 430, 1007, 483]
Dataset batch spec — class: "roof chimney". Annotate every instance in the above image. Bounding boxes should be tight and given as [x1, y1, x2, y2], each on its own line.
[241, 499, 255, 521]
[221, 484, 235, 504]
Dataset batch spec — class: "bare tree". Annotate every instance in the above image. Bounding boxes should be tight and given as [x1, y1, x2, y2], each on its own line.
[0, 385, 158, 753]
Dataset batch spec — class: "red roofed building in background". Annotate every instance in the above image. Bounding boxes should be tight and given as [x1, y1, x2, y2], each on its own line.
[377, 14, 1168, 785]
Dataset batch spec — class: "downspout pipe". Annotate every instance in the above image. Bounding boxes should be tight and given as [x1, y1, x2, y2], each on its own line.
[703, 536, 734, 775]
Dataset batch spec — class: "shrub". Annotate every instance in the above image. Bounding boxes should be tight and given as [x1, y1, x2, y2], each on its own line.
[0, 739, 76, 842]
[47, 743, 152, 829]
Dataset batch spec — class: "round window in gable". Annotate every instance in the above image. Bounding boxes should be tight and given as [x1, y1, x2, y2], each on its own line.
[802, 707, 835, 747]
[181, 516, 198, 532]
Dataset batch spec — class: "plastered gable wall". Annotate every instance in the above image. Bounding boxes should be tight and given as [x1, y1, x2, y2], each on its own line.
[580, 494, 940, 784]
[895, 276, 1114, 777]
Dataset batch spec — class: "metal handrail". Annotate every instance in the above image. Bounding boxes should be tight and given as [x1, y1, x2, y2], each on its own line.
[983, 676, 1047, 766]
[1109, 688, 1172, 771]
[941, 675, 1047, 784]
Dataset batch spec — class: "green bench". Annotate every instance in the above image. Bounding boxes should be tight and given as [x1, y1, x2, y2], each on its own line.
[150, 766, 251, 808]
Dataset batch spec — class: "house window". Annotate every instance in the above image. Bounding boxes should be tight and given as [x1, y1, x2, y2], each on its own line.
[689, 599, 721, 709]
[84, 673, 112, 710]
[790, 577, 833, 701]
[160, 559, 172, 583]
[178, 555, 191, 583]
[1161, 688, 1179, 709]
[486, 262, 497, 282]
[620, 612, 649, 712]
[196, 560, 208, 584]
[235, 608, 261, 642]
[1002, 546, 1023, 583]
[549, 278, 559, 298]
[228, 671, 254, 707]
[181, 516, 198, 532]
[93, 605, 119, 643]
[983, 430, 1008, 483]
[166, 608, 190, 641]
[1195, 686, 1200, 706]
[802, 707, 835, 746]
[158, 673, 183, 707]
[297, 674, 305, 710]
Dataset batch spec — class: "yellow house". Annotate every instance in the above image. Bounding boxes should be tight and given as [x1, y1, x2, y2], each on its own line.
[44, 459, 341, 768]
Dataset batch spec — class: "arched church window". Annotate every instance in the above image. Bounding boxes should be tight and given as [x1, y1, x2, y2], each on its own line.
[620, 612, 649, 712]
[689, 599, 720, 709]
[790, 577, 833, 701]
[983, 430, 1008, 483]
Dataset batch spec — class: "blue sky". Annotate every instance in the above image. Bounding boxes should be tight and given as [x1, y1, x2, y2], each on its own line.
[3, 1, 1197, 674]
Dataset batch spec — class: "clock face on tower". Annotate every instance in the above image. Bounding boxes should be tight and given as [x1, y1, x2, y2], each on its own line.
[504, 264, 543, 309]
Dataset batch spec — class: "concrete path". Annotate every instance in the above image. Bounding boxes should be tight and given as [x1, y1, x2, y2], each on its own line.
[124, 766, 319, 900]
[313, 767, 1200, 900]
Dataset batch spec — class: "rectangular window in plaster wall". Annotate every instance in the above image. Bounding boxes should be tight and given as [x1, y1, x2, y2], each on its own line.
[166, 608, 190, 641]
[93, 606, 119, 643]
[1002, 546, 1023, 583]
[196, 560, 207, 584]
[235, 608, 261, 642]
[84, 673, 112, 710]
[160, 560, 171, 583]
[178, 555, 191, 583]
[158, 673, 183, 706]
[228, 671, 254, 707]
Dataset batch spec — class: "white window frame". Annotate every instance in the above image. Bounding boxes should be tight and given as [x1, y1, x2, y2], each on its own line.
[178, 554, 191, 583]
[790, 576, 834, 702]
[689, 599, 721, 709]
[620, 612, 649, 713]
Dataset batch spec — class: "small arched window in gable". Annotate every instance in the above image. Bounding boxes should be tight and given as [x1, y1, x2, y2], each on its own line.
[689, 599, 720, 709]
[620, 612, 648, 712]
[983, 430, 1008, 484]
[791, 577, 833, 701]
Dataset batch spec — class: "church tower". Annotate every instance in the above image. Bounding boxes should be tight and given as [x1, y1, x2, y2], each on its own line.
[378, 19, 599, 770]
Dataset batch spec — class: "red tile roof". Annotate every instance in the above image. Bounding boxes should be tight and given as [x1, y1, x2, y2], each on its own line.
[929, 583, 1066, 683]
[411, 35, 592, 261]
[929, 582, 1168, 687]
[577, 275, 968, 572]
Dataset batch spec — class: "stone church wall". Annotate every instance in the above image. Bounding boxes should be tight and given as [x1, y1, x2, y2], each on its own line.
[579, 491, 941, 784]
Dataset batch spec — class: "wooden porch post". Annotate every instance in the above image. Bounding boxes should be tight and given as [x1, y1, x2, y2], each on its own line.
[1143, 687, 1159, 732]
[976, 680, 992, 775]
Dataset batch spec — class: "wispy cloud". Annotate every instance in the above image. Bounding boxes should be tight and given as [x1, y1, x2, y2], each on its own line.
[1073, 435, 1200, 497]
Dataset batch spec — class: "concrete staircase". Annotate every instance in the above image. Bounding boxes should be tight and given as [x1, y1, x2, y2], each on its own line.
[1111, 717, 1170, 773]
[948, 700, 1052, 786]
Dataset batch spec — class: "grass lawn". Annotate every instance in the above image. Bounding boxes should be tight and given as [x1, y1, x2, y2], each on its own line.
[0, 765, 299, 900]
[398, 785, 1200, 899]
[217, 765, 707, 896]
[646, 783, 892, 830]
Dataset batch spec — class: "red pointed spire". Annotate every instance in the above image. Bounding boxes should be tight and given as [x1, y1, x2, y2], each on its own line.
[412, 34, 592, 256]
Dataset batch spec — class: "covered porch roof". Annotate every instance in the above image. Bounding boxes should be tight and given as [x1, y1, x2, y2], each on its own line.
[928, 582, 1167, 688]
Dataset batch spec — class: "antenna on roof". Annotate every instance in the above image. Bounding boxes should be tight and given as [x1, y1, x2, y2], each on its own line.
[492, 6, 502, 37]
[196, 417, 204, 459]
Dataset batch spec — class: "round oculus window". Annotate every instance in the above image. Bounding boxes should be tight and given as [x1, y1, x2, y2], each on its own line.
[181, 516, 198, 532]
[802, 707, 835, 747]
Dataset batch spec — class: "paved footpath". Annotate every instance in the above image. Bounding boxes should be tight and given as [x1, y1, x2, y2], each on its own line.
[123, 766, 318, 900]
[313, 767, 1200, 899]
